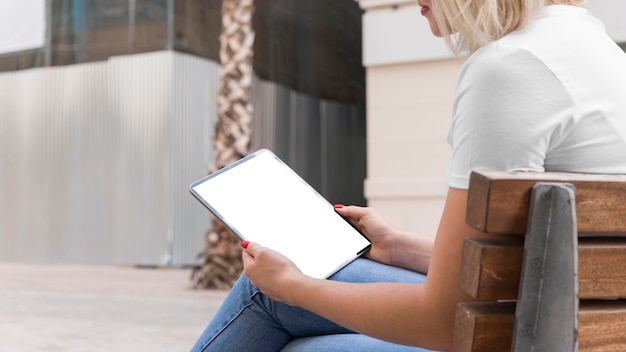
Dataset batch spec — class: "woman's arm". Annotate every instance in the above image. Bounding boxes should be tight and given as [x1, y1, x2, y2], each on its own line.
[242, 188, 491, 351]
[334, 205, 434, 273]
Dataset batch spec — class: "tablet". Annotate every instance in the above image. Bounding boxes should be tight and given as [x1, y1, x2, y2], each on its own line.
[189, 149, 371, 279]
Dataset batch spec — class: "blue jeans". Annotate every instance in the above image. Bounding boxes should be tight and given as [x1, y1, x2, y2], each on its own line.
[190, 258, 437, 352]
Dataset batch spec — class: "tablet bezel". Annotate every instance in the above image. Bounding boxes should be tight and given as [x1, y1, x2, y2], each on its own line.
[189, 149, 371, 279]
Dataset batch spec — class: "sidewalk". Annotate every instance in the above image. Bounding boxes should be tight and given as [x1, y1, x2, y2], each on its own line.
[0, 263, 228, 352]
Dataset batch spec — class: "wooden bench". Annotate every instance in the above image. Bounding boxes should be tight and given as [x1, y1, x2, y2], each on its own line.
[453, 171, 626, 351]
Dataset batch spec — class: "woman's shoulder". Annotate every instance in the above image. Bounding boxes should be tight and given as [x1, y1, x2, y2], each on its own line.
[458, 43, 555, 93]
[465, 42, 543, 70]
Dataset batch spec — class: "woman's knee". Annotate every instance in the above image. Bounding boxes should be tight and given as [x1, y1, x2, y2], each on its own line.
[328, 258, 427, 284]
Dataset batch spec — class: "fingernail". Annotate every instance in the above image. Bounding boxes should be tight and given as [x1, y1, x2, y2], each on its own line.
[334, 204, 344, 209]
[240, 240, 250, 249]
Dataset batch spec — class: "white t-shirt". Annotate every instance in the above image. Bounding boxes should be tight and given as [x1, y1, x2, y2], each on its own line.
[446, 5, 626, 189]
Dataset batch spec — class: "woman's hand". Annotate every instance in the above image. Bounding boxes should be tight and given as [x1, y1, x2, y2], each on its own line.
[335, 205, 433, 273]
[241, 241, 306, 305]
[333, 205, 399, 266]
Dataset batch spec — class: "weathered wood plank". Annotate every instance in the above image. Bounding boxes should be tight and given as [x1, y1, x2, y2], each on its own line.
[459, 237, 626, 300]
[466, 171, 626, 233]
[453, 302, 514, 352]
[453, 300, 626, 352]
[458, 237, 523, 301]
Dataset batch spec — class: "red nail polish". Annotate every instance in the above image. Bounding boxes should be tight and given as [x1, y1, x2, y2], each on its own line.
[240, 240, 250, 249]
[334, 204, 344, 209]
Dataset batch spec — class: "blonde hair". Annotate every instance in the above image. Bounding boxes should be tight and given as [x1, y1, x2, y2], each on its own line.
[433, 0, 586, 54]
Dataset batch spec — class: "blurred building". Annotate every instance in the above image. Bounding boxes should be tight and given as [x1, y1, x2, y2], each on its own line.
[355, 0, 626, 236]
[0, 0, 365, 266]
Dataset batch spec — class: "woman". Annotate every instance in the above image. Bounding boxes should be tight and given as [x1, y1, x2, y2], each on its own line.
[192, 0, 626, 350]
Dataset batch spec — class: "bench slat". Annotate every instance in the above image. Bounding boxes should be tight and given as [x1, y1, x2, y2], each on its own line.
[459, 237, 626, 300]
[466, 171, 626, 233]
[454, 300, 626, 352]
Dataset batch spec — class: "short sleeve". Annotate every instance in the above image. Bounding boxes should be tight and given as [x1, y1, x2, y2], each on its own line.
[446, 44, 575, 189]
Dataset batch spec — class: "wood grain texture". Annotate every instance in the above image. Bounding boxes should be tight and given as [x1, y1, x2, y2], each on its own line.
[454, 301, 626, 352]
[466, 171, 626, 234]
[459, 237, 626, 300]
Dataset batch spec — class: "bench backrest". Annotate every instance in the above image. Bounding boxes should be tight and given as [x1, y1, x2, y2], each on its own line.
[453, 170, 626, 352]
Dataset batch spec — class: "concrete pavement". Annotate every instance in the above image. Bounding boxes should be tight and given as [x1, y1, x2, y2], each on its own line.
[0, 263, 228, 352]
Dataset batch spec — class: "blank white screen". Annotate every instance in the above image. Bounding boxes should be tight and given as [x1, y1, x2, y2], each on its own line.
[191, 150, 370, 279]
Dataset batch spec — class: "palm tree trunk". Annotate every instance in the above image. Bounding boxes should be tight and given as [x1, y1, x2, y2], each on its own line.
[192, 0, 255, 290]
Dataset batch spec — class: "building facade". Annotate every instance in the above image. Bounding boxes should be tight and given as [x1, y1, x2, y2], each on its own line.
[0, 0, 366, 266]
